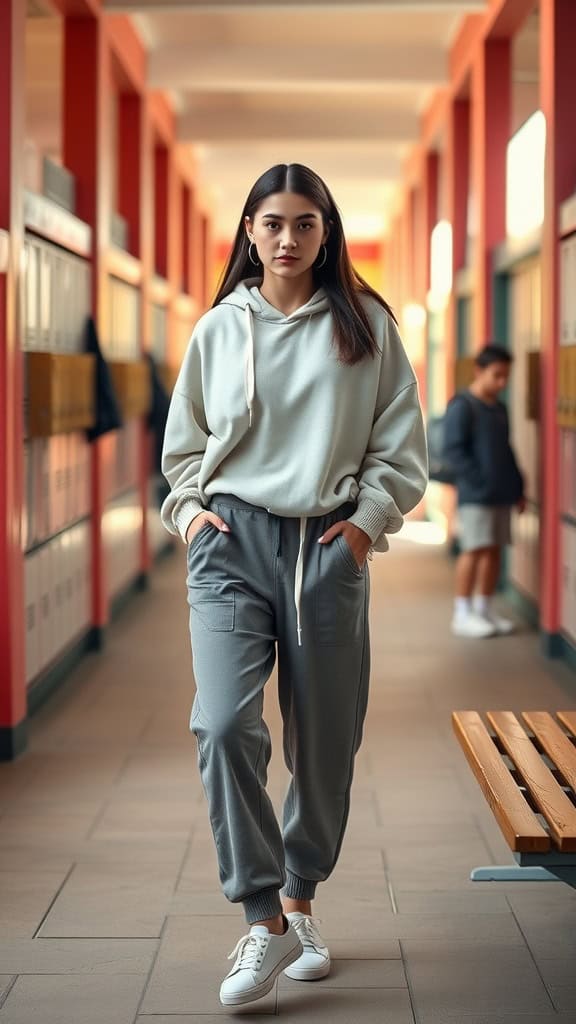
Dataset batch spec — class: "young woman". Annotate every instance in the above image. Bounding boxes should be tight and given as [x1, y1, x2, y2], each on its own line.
[161, 163, 428, 1008]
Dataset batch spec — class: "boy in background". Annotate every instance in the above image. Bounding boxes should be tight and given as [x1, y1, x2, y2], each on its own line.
[444, 344, 525, 638]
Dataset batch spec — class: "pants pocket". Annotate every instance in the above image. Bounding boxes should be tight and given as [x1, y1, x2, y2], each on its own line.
[187, 522, 215, 558]
[315, 542, 366, 646]
[335, 535, 364, 577]
[191, 595, 235, 632]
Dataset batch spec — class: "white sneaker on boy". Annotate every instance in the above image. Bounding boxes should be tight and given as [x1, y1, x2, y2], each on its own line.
[219, 920, 302, 1007]
[483, 611, 516, 635]
[451, 611, 496, 638]
[283, 912, 331, 981]
[472, 598, 516, 636]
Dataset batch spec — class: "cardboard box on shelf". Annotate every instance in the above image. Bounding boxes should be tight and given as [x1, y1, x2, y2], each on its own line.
[109, 359, 151, 420]
[26, 351, 95, 436]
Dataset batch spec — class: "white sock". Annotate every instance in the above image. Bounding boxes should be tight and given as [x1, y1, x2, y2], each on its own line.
[455, 597, 471, 618]
[473, 595, 491, 615]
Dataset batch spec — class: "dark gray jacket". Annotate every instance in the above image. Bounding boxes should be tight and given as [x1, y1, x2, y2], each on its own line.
[443, 392, 524, 507]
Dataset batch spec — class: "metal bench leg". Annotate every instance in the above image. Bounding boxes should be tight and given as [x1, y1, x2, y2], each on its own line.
[471, 864, 576, 887]
[548, 868, 576, 888]
[471, 866, 562, 882]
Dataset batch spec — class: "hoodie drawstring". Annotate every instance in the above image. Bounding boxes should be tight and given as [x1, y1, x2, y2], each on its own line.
[244, 305, 255, 427]
[294, 517, 307, 647]
[244, 303, 306, 646]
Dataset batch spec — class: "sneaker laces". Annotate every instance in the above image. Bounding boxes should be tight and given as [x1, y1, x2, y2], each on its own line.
[227, 932, 269, 972]
[290, 915, 324, 951]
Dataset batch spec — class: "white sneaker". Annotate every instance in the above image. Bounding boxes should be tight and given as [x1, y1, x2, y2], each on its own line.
[219, 920, 302, 1007]
[451, 611, 496, 638]
[484, 612, 516, 635]
[283, 913, 331, 981]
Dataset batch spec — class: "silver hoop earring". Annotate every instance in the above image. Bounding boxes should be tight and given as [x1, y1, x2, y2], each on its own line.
[248, 242, 261, 267]
[315, 244, 327, 269]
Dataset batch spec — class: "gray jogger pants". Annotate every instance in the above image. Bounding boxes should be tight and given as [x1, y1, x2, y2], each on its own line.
[186, 494, 370, 924]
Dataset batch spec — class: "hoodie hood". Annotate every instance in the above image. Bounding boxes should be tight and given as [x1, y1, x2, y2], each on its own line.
[220, 278, 330, 321]
[218, 279, 330, 479]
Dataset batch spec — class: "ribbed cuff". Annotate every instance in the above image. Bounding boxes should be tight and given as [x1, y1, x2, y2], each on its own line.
[174, 498, 204, 543]
[347, 497, 403, 544]
[282, 871, 318, 901]
[243, 887, 283, 925]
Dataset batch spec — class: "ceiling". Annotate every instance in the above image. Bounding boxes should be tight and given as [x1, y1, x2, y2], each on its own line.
[100, 0, 490, 241]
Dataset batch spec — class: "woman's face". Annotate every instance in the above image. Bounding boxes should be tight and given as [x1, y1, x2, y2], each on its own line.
[245, 191, 328, 280]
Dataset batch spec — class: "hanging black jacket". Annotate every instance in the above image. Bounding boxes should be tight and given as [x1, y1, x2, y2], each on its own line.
[85, 316, 123, 441]
[146, 353, 171, 473]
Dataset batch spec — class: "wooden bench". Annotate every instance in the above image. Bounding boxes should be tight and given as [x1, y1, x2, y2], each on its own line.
[452, 710, 576, 886]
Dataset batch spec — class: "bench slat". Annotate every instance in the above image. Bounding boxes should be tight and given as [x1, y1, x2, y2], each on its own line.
[488, 711, 576, 852]
[557, 711, 576, 739]
[521, 711, 576, 794]
[452, 711, 550, 853]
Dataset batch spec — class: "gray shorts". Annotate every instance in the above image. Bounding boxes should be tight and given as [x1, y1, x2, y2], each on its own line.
[457, 504, 512, 552]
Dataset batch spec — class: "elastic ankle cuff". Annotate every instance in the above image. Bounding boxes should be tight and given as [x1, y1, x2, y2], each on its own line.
[282, 870, 317, 901]
[243, 887, 283, 925]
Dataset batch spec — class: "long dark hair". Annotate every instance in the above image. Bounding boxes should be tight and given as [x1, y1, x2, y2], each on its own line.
[212, 163, 396, 365]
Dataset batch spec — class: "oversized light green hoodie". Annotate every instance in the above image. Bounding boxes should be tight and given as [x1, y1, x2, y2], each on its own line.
[161, 280, 428, 551]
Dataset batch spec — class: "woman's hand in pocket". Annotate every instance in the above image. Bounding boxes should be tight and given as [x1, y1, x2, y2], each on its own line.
[318, 521, 371, 569]
[186, 511, 230, 544]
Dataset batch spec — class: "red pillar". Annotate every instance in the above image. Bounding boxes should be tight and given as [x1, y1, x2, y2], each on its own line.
[63, 14, 110, 638]
[418, 151, 439, 412]
[191, 187, 205, 306]
[153, 144, 169, 279]
[391, 215, 402, 312]
[181, 183, 192, 296]
[392, 217, 402, 311]
[139, 96, 154, 578]
[116, 82, 154, 581]
[402, 181, 425, 402]
[446, 96, 470, 390]
[119, 89, 152, 580]
[118, 93, 143, 259]
[471, 38, 511, 346]
[167, 151, 182, 299]
[539, 0, 576, 642]
[401, 190, 415, 314]
[0, 0, 26, 758]
[201, 211, 214, 307]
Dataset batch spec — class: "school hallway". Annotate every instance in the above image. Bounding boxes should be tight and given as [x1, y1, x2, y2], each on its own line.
[0, 534, 575, 1024]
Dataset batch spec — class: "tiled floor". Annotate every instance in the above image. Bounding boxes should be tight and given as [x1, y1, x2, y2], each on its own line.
[1, 534, 576, 1022]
